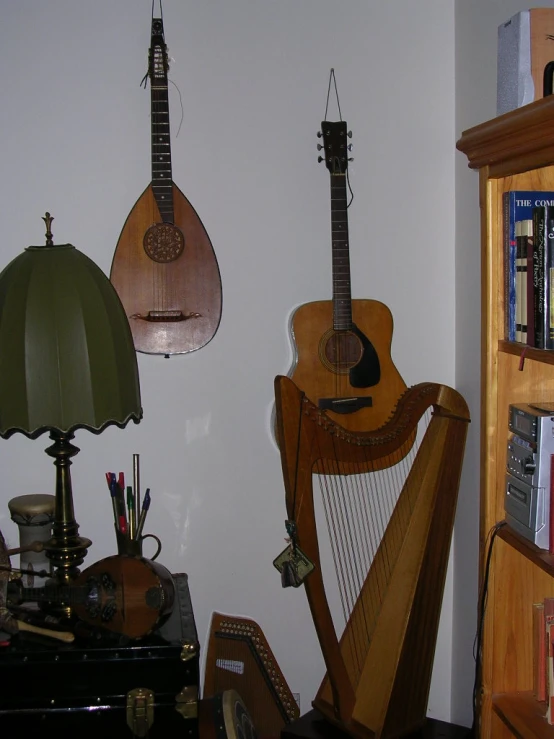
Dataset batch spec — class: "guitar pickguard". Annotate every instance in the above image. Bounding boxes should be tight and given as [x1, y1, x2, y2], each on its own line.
[349, 323, 380, 388]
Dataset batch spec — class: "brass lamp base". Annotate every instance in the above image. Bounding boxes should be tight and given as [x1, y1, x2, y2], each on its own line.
[43, 431, 92, 617]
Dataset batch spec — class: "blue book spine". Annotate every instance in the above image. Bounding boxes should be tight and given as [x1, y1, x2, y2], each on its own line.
[503, 191, 554, 344]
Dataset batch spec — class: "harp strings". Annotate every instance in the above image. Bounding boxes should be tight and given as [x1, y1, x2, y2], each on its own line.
[313, 407, 432, 683]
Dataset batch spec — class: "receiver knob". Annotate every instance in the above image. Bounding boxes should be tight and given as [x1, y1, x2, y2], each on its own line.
[522, 457, 536, 475]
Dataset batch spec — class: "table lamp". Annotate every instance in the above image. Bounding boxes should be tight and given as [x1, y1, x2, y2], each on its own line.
[0, 213, 142, 588]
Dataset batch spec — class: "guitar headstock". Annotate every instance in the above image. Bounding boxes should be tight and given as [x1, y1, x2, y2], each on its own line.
[148, 18, 169, 89]
[318, 121, 352, 175]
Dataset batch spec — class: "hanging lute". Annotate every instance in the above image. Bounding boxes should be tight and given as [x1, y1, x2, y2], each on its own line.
[286, 121, 406, 432]
[110, 17, 222, 356]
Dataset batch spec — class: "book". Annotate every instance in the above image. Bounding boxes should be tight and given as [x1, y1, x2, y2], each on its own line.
[503, 191, 554, 343]
[551, 454, 554, 556]
[546, 597, 554, 722]
[534, 601, 546, 703]
[547, 208, 554, 351]
[516, 219, 531, 343]
[504, 192, 517, 342]
[532, 205, 554, 349]
[527, 219, 536, 347]
[532, 206, 546, 347]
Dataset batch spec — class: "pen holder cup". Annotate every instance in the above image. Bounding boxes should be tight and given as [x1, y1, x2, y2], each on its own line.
[115, 528, 162, 561]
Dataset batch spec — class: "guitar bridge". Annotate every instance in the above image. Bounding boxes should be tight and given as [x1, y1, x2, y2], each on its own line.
[318, 396, 373, 414]
[130, 310, 201, 322]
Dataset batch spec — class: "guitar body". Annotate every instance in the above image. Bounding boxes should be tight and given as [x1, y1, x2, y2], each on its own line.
[110, 183, 222, 355]
[288, 298, 406, 432]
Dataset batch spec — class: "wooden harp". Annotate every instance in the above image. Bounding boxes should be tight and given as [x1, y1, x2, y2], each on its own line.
[274, 375, 470, 739]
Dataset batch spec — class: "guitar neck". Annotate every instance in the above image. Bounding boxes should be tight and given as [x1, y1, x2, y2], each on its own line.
[330, 173, 353, 331]
[150, 23, 174, 223]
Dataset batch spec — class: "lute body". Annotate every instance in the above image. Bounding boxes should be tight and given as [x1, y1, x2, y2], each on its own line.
[111, 183, 221, 355]
[8, 554, 175, 640]
[287, 121, 406, 432]
[110, 17, 221, 356]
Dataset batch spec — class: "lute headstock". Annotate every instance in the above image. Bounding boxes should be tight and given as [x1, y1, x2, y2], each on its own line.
[148, 18, 169, 89]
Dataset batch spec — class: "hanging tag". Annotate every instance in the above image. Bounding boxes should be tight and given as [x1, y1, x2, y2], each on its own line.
[273, 543, 315, 588]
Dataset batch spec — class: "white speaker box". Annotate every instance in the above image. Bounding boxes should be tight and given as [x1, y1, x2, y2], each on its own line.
[497, 8, 554, 116]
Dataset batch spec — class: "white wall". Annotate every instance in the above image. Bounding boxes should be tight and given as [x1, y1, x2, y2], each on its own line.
[0, 0, 457, 722]
[453, 0, 554, 727]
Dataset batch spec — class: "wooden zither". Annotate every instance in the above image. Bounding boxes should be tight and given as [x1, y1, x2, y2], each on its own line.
[203, 612, 299, 737]
[273, 375, 470, 739]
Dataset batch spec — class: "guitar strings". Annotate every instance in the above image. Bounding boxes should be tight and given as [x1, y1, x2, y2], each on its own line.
[147, 17, 185, 314]
[324, 70, 359, 401]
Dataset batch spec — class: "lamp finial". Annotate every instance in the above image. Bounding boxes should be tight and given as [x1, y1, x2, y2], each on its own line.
[42, 212, 54, 246]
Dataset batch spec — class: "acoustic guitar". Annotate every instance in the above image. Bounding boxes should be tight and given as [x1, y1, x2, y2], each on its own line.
[286, 121, 406, 432]
[110, 17, 222, 356]
[7, 554, 175, 640]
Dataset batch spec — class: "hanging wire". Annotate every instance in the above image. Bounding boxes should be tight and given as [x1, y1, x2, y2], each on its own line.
[151, 0, 163, 21]
[170, 79, 184, 138]
[324, 68, 343, 122]
[323, 68, 354, 208]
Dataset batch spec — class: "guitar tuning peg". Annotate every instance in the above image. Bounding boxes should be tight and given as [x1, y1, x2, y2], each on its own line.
[347, 144, 353, 151]
[318, 156, 324, 163]
[347, 130, 352, 138]
[348, 157, 354, 162]
[317, 144, 323, 151]
[317, 131, 322, 138]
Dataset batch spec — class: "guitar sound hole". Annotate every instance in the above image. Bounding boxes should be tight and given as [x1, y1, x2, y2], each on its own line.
[320, 330, 363, 374]
[143, 223, 185, 263]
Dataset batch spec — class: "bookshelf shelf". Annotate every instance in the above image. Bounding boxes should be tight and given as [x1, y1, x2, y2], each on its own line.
[499, 525, 554, 577]
[499, 341, 554, 366]
[457, 97, 554, 739]
[493, 692, 549, 739]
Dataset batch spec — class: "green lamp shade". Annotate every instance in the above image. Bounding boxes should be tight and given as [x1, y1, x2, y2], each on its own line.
[0, 242, 142, 438]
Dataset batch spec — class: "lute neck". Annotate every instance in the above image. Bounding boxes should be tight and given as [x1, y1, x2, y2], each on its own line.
[150, 23, 174, 223]
[10, 581, 87, 606]
[330, 173, 353, 331]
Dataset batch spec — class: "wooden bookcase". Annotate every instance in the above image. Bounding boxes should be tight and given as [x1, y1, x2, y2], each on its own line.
[457, 97, 554, 739]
